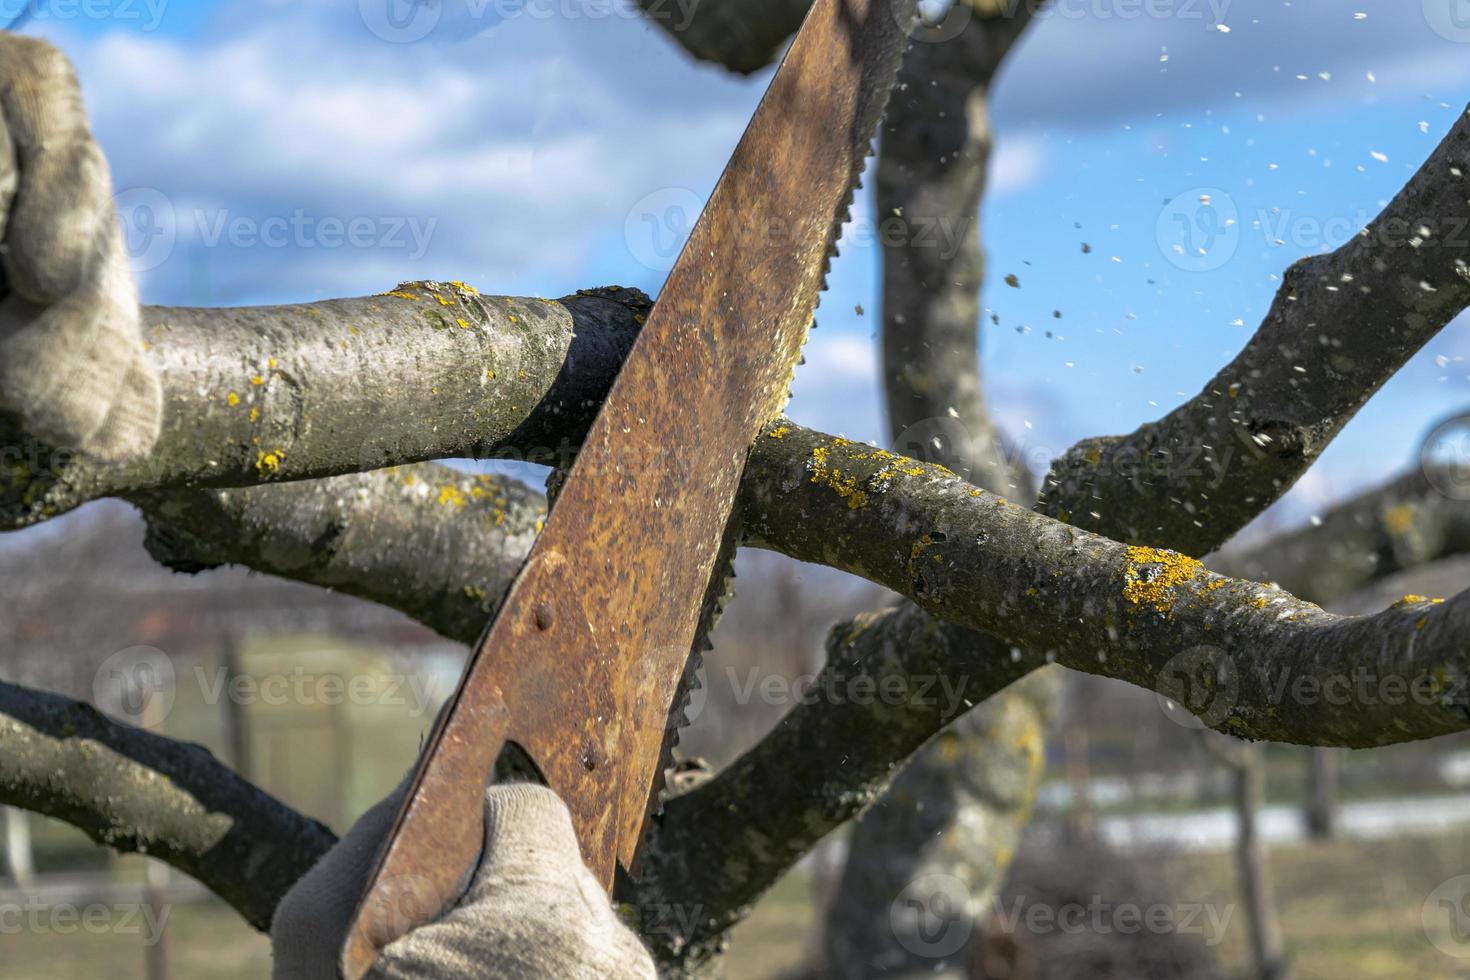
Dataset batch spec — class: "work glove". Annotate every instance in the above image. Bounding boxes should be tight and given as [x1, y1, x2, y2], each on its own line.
[270, 781, 658, 980]
[0, 34, 161, 461]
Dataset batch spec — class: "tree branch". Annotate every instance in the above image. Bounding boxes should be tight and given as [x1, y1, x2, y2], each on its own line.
[136, 465, 546, 646]
[634, 0, 813, 74]
[124, 424, 1470, 963]
[633, 0, 1037, 76]
[1213, 463, 1470, 605]
[1040, 107, 1470, 554]
[0, 680, 336, 930]
[2, 284, 645, 530]
[14, 109, 1465, 546]
[879, 7, 1033, 498]
[744, 420, 1470, 747]
[632, 603, 1050, 967]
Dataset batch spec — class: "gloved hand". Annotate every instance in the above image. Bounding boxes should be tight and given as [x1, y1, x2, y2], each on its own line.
[0, 34, 161, 461]
[270, 781, 658, 980]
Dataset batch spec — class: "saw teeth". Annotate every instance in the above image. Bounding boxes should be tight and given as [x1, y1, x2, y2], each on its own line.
[631, 0, 916, 878]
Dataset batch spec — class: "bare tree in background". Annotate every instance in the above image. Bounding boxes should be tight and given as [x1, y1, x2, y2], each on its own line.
[3, 4, 1470, 977]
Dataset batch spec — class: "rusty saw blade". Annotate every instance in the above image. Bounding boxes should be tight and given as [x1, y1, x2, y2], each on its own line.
[340, 0, 913, 973]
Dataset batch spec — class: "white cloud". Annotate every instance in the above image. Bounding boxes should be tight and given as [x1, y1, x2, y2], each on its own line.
[989, 133, 1047, 196]
[789, 330, 885, 441]
[44, 4, 761, 305]
[995, 0, 1470, 129]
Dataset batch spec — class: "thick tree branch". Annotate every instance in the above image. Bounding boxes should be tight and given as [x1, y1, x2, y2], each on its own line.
[1, 284, 645, 530]
[122, 425, 1470, 962]
[65, 361, 1465, 975]
[634, 0, 1035, 76]
[634, 0, 812, 74]
[0, 680, 337, 930]
[12, 110, 1465, 544]
[744, 420, 1470, 747]
[879, 6, 1033, 497]
[1041, 107, 1470, 554]
[644, 456, 1470, 962]
[137, 465, 545, 646]
[633, 604, 1049, 967]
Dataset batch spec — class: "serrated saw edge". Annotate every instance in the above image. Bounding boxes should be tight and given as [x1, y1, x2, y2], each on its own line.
[636, 0, 920, 867]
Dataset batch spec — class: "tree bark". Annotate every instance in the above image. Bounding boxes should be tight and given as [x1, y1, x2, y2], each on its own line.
[137, 465, 546, 646]
[822, 671, 1055, 979]
[1212, 465, 1470, 601]
[743, 420, 1470, 747]
[0, 285, 646, 531]
[97, 414, 1470, 966]
[633, 0, 814, 74]
[0, 680, 337, 930]
[628, 603, 1045, 970]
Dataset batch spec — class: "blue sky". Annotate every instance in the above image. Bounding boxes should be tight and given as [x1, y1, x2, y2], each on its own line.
[26, 0, 1470, 541]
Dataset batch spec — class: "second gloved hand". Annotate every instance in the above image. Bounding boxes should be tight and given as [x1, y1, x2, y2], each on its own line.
[0, 34, 160, 461]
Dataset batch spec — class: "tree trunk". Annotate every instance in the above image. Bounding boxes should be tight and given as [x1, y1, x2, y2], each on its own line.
[823, 671, 1055, 977]
[142, 681, 171, 980]
[144, 858, 171, 980]
[1232, 744, 1290, 980]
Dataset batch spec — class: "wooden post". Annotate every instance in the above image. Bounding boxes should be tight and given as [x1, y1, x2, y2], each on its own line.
[143, 858, 170, 980]
[2, 806, 35, 888]
[1303, 747, 1337, 841]
[1232, 743, 1291, 980]
[141, 680, 171, 980]
[329, 698, 352, 829]
[1062, 677, 1094, 846]
[219, 634, 254, 780]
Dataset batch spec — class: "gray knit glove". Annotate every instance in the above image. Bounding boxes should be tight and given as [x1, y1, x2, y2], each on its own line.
[0, 34, 161, 461]
[270, 782, 658, 980]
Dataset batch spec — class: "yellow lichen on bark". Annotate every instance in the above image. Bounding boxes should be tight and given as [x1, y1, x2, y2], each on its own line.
[810, 445, 868, 510]
[1122, 545, 1203, 614]
[1382, 503, 1415, 536]
[1393, 594, 1444, 608]
[255, 449, 285, 476]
